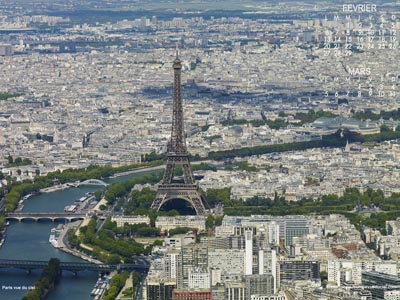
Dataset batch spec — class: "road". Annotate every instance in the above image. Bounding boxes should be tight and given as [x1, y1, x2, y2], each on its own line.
[57, 221, 103, 264]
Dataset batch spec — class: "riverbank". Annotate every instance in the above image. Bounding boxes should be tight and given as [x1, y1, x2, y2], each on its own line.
[108, 165, 164, 178]
[55, 220, 102, 264]
[40, 183, 70, 193]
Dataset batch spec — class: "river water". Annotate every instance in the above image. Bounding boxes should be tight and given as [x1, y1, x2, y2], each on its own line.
[0, 169, 160, 300]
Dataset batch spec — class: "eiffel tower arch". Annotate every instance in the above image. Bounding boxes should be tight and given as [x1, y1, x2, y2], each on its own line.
[150, 52, 208, 215]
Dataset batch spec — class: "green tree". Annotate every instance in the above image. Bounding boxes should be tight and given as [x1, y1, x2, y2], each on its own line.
[206, 215, 215, 228]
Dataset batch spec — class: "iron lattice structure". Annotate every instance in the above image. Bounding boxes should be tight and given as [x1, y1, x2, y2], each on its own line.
[151, 53, 208, 215]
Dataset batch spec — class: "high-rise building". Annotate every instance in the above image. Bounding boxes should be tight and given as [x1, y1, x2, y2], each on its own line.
[245, 274, 275, 299]
[188, 268, 210, 290]
[328, 260, 362, 286]
[225, 281, 246, 300]
[266, 222, 280, 245]
[164, 250, 181, 280]
[362, 271, 400, 300]
[279, 261, 320, 282]
[285, 218, 312, 248]
[258, 248, 277, 293]
[208, 249, 245, 276]
[245, 229, 253, 275]
[180, 243, 208, 288]
[145, 279, 176, 300]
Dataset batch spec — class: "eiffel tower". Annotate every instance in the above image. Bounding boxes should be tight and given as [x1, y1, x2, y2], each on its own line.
[150, 52, 208, 215]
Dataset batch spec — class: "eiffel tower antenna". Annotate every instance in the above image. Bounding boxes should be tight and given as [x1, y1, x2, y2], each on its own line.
[151, 53, 208, 215]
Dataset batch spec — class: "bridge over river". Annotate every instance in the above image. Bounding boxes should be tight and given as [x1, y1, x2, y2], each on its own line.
[0, 259, 150, 274]
[5, 212, 87, 222]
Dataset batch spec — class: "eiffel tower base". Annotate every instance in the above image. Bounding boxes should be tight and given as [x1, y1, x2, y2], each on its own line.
[151, 184, 207, 216]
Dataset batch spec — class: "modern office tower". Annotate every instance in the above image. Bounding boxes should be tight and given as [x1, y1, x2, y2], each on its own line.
[245, 229, 253, 275]
[145, 279, 176, 300]
[164, 250, 181, 280]
[151, 52, 208, 215]
[284, 218, 312, 248]
[245, 274, 275, 299]
[173, 289, 212, 300]
[279, 261, 320, 282]
[362, 271, 400, 300]
[179, 243, 208, 288]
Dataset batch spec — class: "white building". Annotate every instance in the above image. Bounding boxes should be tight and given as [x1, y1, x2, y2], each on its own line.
[164, 250, 181, 280]
[251, 293, 287, 300]
[188, 268, 210, 289]
[208, 249, 245, 275]
[156, 216, 206, 232]
[385, 290, 400, 300]
[259, 248, 277, 293]
[111, 215, 150, 227]
[245, 229, 253, 275]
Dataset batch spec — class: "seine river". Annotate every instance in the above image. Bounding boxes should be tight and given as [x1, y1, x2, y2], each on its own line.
[0, 170, 159, 300]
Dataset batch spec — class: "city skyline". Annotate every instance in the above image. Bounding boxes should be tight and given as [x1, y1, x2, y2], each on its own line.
[0, 1, 400, 300]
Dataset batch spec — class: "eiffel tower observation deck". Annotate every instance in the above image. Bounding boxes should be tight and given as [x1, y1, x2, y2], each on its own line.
[150, 52, 208, 215]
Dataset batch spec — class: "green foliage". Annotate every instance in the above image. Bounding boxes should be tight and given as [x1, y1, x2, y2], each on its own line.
[4, 162, 163, 212]
[205, 215, 223, 228]
[122, 287, 134, 297]
[67, 230, 80, 248]
[206, 215, 214, 229]
[103, 218, 159, 238]
[206, 187, 231, 206]
[104, 183, 126, 203]
[153, 239, 163, 246]
[94, 189, 105, 201]
[0, 93, 22, 100]
[78, 217, 149, 262]
[105, 173, 162, 206]
[305, 176, 319, 186]
[221, 187, 400, 234]
[294, 109, 337, 125]
[208, 129, 400, 161]
[168, 227, 196, 236]
[22, 258, 60, 300]
[5, 156, 32, 167]
[142, 151, 164, 162]
[224, 161, 258, 172]
[0, 215, 4, 232]
[353, 108, 400, 122]
[102, 272, 129, 300]
[192, 163, 217, 172]
[125, 187, 157, 214]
